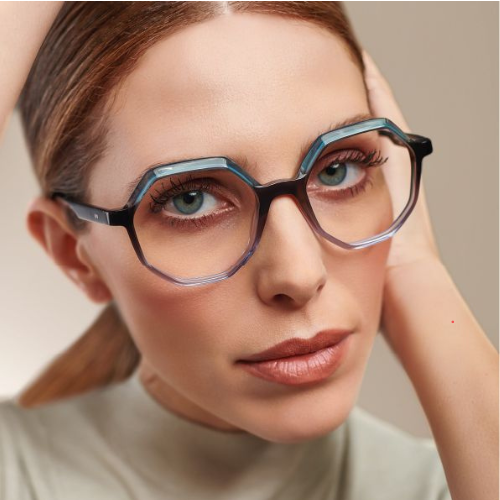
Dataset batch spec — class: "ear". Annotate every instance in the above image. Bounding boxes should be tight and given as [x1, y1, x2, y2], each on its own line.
[26, 196, 112, 304]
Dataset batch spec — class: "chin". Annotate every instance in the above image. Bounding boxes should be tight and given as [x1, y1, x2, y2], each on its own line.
[238, 380, 357, 444]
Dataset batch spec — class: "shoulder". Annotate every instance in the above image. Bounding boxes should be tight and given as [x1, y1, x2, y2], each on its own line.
[342, 406, 451, 500]
[0, 384, 123, 500]
[0, 385, 111, 445]
[0, 396, 57, 500]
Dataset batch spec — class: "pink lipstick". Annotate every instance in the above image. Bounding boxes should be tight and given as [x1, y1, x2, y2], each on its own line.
[236, 329, 352, 386]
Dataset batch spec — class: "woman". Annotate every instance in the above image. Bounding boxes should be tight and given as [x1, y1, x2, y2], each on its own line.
[0, 2, 497, 499]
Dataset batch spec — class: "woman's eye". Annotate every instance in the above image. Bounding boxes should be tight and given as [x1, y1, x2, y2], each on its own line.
[167, 190, 218, 216]
[317, 161, 364, 189]
[145, 178, 237, 231]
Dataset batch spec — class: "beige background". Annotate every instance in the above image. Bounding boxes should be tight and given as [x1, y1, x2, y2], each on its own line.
[0, 1, 498, 439]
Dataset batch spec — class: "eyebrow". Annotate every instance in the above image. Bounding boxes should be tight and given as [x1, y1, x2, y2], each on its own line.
[123, 111, 374, 201]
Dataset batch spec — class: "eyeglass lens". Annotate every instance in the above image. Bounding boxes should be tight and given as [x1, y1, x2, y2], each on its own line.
[132, 128, 413, 280]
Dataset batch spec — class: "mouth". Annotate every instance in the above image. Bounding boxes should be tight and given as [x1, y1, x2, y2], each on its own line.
[236, 328, 353, 363]
[235, 329, 353, 386]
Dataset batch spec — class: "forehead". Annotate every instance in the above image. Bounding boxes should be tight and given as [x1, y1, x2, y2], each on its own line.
[91, 12, 368, 205]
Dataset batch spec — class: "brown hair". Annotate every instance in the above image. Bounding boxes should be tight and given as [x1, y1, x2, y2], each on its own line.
[17, 1, 366, 407]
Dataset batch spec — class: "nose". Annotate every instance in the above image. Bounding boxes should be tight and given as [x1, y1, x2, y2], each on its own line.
[251, 194, 328, 308]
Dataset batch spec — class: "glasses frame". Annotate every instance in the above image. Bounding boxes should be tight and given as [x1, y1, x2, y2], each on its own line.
[51, 117, 433, 286]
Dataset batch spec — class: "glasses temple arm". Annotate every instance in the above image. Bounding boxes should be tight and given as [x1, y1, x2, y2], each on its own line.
[51, 194, 128, 226]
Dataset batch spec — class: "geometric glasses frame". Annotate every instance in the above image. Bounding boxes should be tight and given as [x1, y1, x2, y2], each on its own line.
[51, 117, 433, 286]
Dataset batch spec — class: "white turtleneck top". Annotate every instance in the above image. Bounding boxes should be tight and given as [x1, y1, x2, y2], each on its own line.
[0, 368, 451, 500]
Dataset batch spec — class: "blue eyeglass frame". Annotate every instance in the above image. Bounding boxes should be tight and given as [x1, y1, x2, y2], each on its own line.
[51, 117, 433, 286]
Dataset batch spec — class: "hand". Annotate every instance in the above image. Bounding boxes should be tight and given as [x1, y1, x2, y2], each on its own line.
[362, 49, 441, 275]
[362, 49, 444, 351]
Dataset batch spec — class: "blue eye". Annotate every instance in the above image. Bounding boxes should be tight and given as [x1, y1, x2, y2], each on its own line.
[311, 148, 388, 199]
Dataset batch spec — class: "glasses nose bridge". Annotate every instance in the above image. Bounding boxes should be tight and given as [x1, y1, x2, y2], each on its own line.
[253, 176, 318, 239]
[254, 176, 307, 214]
[248, 174, 330, 266]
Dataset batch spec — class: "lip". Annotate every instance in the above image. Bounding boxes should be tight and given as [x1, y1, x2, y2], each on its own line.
[237, 335, 352, 386]
[237, 329, 353, 362]
[235, 329, 353, 386]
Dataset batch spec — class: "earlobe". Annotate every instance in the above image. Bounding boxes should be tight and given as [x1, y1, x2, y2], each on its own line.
[25, 196, 112, 304]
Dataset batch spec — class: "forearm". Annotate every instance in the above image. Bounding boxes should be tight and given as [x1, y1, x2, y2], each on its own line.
[382, 258, 499, 500]
[0, 1, 63, 141]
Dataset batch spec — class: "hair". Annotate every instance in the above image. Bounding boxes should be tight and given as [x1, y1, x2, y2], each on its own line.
[17, 1, 366, 407]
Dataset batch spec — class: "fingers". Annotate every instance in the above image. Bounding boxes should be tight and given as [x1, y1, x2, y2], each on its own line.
[362, 49, 411, 133]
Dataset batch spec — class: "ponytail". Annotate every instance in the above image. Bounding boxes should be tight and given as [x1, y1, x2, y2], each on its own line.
[16, 302, 140, 408]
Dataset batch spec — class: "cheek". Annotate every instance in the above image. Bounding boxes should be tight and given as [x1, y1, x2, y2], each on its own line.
[346, 239, 390, 364]
[349, 239, 390, 325]
[114, 271, 228, 371]
[322, 237, 390, 352]
[88, 227, 240, 384]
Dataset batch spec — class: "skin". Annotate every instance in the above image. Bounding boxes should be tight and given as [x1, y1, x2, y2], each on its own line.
[27, 13, 390, 444]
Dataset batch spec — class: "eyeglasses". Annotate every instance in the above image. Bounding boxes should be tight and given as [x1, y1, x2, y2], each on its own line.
[51, 117, 433, 287]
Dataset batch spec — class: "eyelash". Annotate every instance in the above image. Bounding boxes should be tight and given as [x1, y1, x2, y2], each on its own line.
[328, 148, 388, 168]
[316, 148, 388, 198]
[148, 148, 389, 228]
[149, 177, 225, 212]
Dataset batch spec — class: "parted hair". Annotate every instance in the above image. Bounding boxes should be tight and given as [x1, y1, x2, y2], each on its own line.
[17, 1, 365, 407]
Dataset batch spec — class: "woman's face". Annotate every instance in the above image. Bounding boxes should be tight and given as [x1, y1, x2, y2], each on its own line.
[83, 12, 390, 443]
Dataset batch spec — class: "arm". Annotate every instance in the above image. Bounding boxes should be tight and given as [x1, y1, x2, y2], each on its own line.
[0, 1, 63, 142]
[382, 258, 498, 500]
[362, 49, 499, 500]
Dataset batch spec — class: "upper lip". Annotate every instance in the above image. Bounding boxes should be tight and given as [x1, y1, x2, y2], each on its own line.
[238, 329, 353, 363]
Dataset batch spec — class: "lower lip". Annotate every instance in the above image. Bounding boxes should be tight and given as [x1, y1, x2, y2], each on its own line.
[236, 336, 351, 386]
